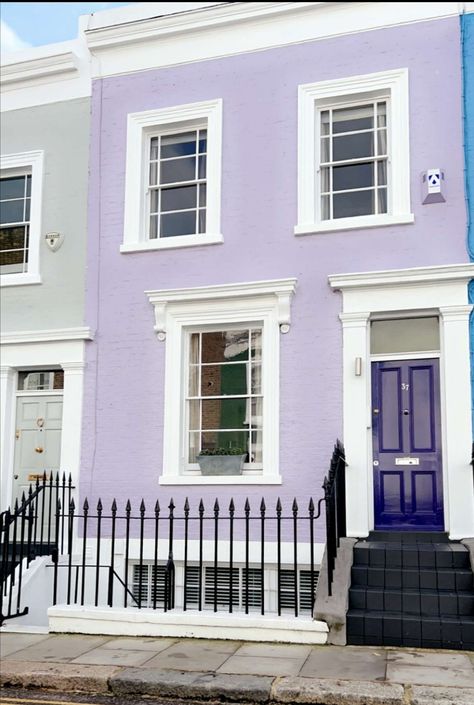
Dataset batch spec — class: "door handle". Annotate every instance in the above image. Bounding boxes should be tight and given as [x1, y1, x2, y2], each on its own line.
[14, 474, 18, 479]
[403, 410, 410, 415]
[35, 447, 44, 453]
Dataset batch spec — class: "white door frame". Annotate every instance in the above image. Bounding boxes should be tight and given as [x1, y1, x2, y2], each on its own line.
[328, 263, 474, 540]
[0, 329, 91, 511]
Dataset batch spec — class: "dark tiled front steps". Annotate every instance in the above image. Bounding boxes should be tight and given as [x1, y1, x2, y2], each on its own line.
[346, 532, 474, 650]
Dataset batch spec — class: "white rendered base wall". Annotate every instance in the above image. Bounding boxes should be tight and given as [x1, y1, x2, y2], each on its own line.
[48, 606, 328, 644]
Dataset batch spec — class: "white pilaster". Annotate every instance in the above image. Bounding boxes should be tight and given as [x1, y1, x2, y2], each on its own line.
[0, 366, 16, 510]
[60, 361, 86, 493]
[340, 312, 371, 538]
[439, 305, 474, 539]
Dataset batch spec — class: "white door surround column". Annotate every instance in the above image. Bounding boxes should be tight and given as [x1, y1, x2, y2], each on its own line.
[329, 264, 474, 540]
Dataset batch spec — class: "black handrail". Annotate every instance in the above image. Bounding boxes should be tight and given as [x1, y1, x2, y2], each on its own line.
[323, 440, 347, 597]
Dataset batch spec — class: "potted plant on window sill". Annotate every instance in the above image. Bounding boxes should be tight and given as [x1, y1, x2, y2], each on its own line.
[197, 448, 247, 476]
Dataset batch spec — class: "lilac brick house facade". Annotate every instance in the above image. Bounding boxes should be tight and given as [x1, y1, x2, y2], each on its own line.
[3, 2, 474, 645]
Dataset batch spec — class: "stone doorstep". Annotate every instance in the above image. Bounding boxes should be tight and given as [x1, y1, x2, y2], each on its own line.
[2, 662, 474, 705]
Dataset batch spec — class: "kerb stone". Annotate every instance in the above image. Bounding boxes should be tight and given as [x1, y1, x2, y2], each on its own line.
[272, 677, 405, 705]
[0, 660, 119, 693]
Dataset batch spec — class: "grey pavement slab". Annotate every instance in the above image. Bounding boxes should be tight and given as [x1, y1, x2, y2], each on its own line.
[387, 649, 473, 670]
[218, 654, 304, 677]
[142, 638, 240, 672]
[0, 632, 50, 658]
[272, 676, 405, 704]
[300, 644, 387, 681]
[234, 642, 312, 660]
[5, 634, 110, 663]
[411, 685, 474, 705]
[72, 646, 156, 667]
[100, 637, 177, 652]
[0, 660, 119, 693]
[386, 662, 474, 688]
[110, 667, 273, 703]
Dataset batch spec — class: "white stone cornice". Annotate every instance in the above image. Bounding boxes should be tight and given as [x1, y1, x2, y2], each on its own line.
[329, 263, 474, 291]
[439, 305, 474, 322]
[146, 278, 297, 339]
[339, 312, 371, 327]
[0, 327, 94, 346]
[1, 51, 80, 89]
[61, 362, 87, 373]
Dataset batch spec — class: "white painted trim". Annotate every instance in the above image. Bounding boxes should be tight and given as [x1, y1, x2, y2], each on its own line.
[120, 232, 223, 252]
[0, 327, 93, 345]
[297, 68, 411, 234]
[330, 264, 474, 539]
[123, 99, 222, 251]
[146, 279, 297, 484]
[159, 475, 283, 485]
[84, 2, 462, 79]
[295, 213, 414, 235]
[0, 339, 86, 511]
[0, 52, 79, 87]
[0, 151, 43, 288]
[49, 605, 328, 644]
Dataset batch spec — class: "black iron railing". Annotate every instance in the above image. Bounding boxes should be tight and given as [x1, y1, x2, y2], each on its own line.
[0, 473, 72, 625]
[323, 440, 347, 596]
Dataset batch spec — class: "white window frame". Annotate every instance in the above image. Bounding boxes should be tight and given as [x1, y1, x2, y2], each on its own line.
[295, 69, 413, 236]
[0, 151, 43, 287]
[122, 99, 223, 253]
[146, 279, 297, 485]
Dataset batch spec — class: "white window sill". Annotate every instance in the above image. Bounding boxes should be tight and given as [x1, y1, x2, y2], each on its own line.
[294, 213, 415, 236]
[159, 474, 282, 485]
[120, 233, 223, 253]
[0, 273, 42, 287]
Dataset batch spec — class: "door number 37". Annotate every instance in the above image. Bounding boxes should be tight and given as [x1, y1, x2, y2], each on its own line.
[401, 383, 410, 391]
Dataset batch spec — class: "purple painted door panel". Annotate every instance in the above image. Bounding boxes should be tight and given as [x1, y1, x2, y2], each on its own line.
[372, 359, 443, 530]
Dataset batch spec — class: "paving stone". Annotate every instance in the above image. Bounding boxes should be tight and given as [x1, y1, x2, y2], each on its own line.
[142, 638, 238, 671]
[386, 663, 474, 688]
[235, 642, 312, 660]
[218, 654, 304, 677]
[300, 645, 386, 681]
[272, 677, 405, 704]
[72, 647, 156, 667]
[101, 637, 177, 652]
[6, 634, 110, 663]
[0, 660, 118, 693]
[387, 649, 473, 670]
[0, 632, 50, 658]
[110, 667, 272, 702]
[411, 685, 474, 705]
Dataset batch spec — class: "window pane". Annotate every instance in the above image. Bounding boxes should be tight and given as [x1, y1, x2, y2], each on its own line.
[251, 397, 263, 427]
[320, 137, 330, 162]
[371, 317, 440, 354]
[160, 157, 196, 185]
[149, 214, 158, 239]
[188, 432, 200, 462]
[160, 211, 197, 237]
[26, 175, 31, 196]
[24, 198, 31, 221]
[161, 185, 197, 212]
[251, 330, 262, 359]
[161, 132, 197, 158]
[202, 330, 249, 364]
[320, 111, 330, 136]
[250, 429, 262, 463]
[1, 200, 25, 224]
[188, 399, 200, 431]
[202, 363, 248, 396]
[201, 430, 248, 455]
[320, 167, 330, 193]
[189, 366, 199, 396]
[377, 102, 387, 127]
[198, 155, 207, 179]
[190, 333, 200, 364]
[150, 137, 159, 160]
[333, 132, 373, 161]
[199, 183, 207, 207]
[332, 104, 373, 133]
[201, 398, 248, 430]
[321, 195, 330, 220]
[199, 130, 207, 153]
[332, 162, 373, 191]
[377, 129, 387, 155]
[149, 162, 158, 186]
[150, 190, 159, 214]
[251, 363, 262, 394]
[0, 249, 25, 270]
[0, 176, 26, 200]
[333, 189, 374, 218]
[17, 370, 64, 391]
[377, 188, 388, 214]
[1, 226, 27, 251]
[198, 209, 206, 233]
[377, 160, 387, 186]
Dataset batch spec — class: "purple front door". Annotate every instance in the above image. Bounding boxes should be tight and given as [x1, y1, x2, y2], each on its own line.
[372, 359, 444, 530]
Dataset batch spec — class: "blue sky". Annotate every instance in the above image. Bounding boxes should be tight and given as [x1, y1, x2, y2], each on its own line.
[1, 2, 136, 53]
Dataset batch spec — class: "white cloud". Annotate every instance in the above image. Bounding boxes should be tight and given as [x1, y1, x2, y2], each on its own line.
[1, 19, 31, 55]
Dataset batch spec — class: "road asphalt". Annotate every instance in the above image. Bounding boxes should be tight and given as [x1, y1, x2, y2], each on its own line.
[1, 631, 473, 704]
